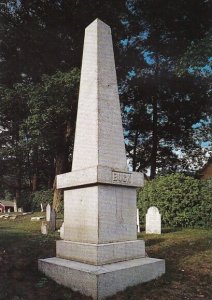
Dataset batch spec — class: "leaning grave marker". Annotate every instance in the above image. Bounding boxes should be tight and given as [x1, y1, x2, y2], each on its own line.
[38, 19, 165, 300]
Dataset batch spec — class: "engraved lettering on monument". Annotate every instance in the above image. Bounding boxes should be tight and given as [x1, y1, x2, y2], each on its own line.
[112, 172, 131, 184]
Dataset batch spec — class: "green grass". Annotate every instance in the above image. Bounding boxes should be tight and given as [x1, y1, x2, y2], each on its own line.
[0, 215, 211, 300]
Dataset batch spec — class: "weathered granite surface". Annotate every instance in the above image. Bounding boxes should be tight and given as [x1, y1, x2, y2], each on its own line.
[39, 257, 165, 300]
[57, 166, 144, 189]
[63, 185, 137, 243]
[71, 20, 127, 172]
[56, 240, 145, 265]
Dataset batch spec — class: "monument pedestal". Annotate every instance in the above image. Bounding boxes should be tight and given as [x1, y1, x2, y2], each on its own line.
[56, 240, 145, 265]
[39, 257, 165, 300]
[38, 19, 165, 299]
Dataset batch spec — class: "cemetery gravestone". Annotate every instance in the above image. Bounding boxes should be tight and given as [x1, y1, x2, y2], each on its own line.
[38, 19, 165, 300]
[46, 204, 51, 222]
[146, 206, 161, 234]
[13, 200, 17, 213]
[41, 222, 48, 235]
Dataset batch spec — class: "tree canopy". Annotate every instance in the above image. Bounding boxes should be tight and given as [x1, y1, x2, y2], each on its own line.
[120, 0, 211, 177]
[0, 0, 211, 210]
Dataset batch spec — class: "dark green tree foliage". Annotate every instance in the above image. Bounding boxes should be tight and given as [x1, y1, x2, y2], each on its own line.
[0, 1, 211, 210]
[23, 69, 80, 210]
[0, 84, 29, 204]
[0, 1, 129, 209]
[138, 174, 212, 227]
[0, 1, 128, 85]
[0, 69, 80, 209]
[120, 0, 211, 177]
[31, 189, 53, 211]
[123, 73, 210, 174]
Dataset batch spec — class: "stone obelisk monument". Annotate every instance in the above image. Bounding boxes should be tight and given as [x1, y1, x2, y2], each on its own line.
[38, 19, 165, 299]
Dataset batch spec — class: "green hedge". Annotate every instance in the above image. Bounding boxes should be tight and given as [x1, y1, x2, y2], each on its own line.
[137, 174, 212, 228]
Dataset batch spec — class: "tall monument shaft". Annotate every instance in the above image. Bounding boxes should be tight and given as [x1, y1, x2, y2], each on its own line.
[72, 19, 127, 171]
[39, 19, 165, 300]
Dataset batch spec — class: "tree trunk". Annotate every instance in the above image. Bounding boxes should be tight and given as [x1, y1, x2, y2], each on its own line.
[150, 54, 160, 179]
[52, 121, 73, 212]
[150, 96, 158, 179]
[132, 129, 139, 171]
[52, 152, 65, 212]
[31, 145, 39, 192]
[32, 173, 38, 192]
[15, 177, 21, 208]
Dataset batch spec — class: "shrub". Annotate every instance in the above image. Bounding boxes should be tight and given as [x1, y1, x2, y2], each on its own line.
[137, 174, 212, 228]
[198, 179, 212, 227]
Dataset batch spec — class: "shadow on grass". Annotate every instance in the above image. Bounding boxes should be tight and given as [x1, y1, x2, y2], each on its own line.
[0, 227, 57, 254]
[1, 222, 211, 300]
[109, 232, 212, 300]
[162, 227, 183, 234]
[145, 238, 165, 246]
[0, 230, 29, 247]
[149, 236, 211, 274]
[138, 227, 183, 234]
[0, 229, 91, 300]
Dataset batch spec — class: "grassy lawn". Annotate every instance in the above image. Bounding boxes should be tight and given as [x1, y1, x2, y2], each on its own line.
[0, 214, 211, 300]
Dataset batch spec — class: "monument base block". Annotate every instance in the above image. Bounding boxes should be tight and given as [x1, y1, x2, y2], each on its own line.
[38, 257, 165, 300]
[56, 240, 145, 265]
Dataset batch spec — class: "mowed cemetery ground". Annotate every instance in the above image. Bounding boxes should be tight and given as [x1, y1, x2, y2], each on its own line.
[0, 213, 211, 300]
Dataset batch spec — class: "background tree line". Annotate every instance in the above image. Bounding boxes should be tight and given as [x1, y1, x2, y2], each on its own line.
[0, 0, 211, 211]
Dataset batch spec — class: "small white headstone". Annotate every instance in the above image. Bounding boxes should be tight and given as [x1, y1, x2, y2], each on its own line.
[40, 203, 44, 212]
[7, 208, 11, 213]
[146, 206, 161, 234]
[46, 204, 51, 222]
[13, 200, 17, 212]
[18, 207, 23, 213]
[137, 208, 140, 233]
[41, 221, 48, 235]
